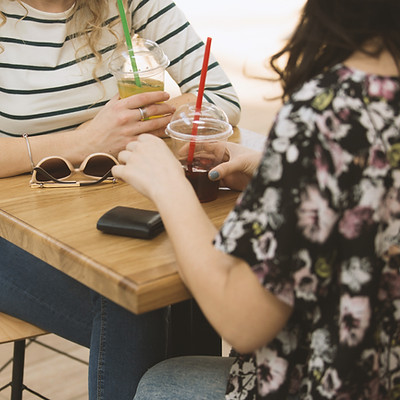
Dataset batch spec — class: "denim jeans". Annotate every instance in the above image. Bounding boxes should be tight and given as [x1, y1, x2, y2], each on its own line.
[0, 237, 167, 400]
[133, 356, 234, 400]
[133, 356, 302, 400]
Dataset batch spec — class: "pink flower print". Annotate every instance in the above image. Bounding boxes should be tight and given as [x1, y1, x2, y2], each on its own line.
[256, 348, 288, 395]
[297, 185, 338, 243]
[368, 76, 397, 100]
[379, 271, 400, 301]
[339, 294, 371, 346]
[288, 365, 302, 395]
[253, 261, 271, 283]
[369, 145, 389, 169]
[316, 110, 342, 140]
[338, 108, 350, 121]
[338, 206, 374, 239]
[338, 67, 353, 81]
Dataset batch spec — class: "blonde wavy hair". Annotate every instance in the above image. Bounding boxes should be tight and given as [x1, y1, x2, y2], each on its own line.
[0, 0, 126, 80]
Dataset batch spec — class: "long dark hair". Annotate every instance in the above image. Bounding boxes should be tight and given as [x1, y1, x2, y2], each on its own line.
[270, 0, 400, 100]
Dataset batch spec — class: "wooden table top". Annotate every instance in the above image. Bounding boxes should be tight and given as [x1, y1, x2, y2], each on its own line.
[0, 128, 266, 314]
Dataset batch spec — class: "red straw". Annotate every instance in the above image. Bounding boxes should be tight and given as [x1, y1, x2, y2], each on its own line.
[187, 37, 212, 165]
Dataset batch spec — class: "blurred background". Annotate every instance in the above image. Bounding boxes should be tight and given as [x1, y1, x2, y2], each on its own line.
[171, 0, 305, 134]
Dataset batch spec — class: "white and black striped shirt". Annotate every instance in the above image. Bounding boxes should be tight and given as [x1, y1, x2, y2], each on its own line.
[0, 0, 241, 137]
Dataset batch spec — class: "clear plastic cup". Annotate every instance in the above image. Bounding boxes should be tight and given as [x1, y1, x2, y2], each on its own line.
[109, 37, 169, 98]
[166, 103, 233, 203]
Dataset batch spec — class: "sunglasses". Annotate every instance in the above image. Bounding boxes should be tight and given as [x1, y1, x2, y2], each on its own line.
[29, 153, 119, 188]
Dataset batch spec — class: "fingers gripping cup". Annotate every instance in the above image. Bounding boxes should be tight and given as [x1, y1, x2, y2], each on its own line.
[109, 37, 169, 98]
[166, 103, 233, 203]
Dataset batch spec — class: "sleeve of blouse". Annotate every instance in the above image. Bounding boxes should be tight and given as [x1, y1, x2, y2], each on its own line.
[214, 99, 334, 308]
[129, 0, 241, 126]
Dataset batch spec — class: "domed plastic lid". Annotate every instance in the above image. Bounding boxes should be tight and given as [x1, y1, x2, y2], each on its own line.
[171, 102, 229, 123]
[109, 37, 169, 77]
[166, 102, 232, 141]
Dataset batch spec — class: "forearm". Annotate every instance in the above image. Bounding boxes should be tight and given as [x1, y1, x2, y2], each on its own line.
[0, 129, 85, 178]
[154, 180, 291, 353]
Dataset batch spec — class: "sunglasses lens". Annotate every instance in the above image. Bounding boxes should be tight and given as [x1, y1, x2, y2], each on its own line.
[83, 155, 116, 177]
[35, 158, 71, 181]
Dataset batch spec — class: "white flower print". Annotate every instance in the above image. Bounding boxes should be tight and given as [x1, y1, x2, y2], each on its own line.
[339, 294, 371, 346]
[286, 144, 299, 163]
[310, 328, 335, 361]
[260, 187, 284, 230]
[297, 106, 317, 137]
[241, 208, 268, 229]
[271, 137, 300, 164]
[255, 348, 288, 395]
[276, 328, 298, 355]
[317, 368, 342, 398]
[218, 213, 246, 253]
[340, 257, 372, 292]
[293, 79, 319, 101]
[275, 104, 298, 139]
[271, 136, 290, 154]
[358, 178, 386, 210]
[297, 185, 338, 243]
[332, 95, 362, 119]
[251, 231, 277, 261]
[260, 150, 283, 182]
[309, 329, 336, 377]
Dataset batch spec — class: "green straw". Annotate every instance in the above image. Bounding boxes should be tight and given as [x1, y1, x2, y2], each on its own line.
[117, 0, 141, 87]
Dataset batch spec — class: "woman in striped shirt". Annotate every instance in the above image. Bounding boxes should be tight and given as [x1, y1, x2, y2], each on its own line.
[0, 0, 240, 177]
[0, 1, 240, 399]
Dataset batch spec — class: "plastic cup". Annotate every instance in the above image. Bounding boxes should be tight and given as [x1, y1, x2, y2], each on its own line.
[109, 38, 169, 98]
[166, 103, 233, 203]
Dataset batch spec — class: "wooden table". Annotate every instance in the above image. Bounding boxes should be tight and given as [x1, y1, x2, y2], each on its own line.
[0, 128, 266, 317]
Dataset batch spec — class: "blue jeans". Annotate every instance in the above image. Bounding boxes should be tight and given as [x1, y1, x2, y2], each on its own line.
[0, 237, 167, 400]
[133, 356, 302, 400]
[133, 356, 234, 400]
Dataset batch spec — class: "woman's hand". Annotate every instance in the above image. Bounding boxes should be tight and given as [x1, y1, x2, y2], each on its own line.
[208, 142, 262, 191]
[112, 134, 186, 202]
[78, 91, 176, 156]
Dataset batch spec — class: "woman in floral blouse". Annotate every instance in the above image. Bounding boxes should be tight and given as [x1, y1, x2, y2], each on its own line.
[113, 0, 400, 398]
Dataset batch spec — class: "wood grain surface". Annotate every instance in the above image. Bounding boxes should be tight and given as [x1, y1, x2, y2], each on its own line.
[0, 129, 265, 314]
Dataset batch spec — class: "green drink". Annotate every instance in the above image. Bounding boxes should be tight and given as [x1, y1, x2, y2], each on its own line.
[117, 77, 164, 98]
[109, 38, 169, 99]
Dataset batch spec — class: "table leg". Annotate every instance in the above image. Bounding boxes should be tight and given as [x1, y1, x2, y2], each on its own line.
[167, 299, 221, 357]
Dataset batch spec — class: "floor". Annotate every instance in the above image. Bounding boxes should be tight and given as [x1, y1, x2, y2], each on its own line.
[0, 2, 304, 399]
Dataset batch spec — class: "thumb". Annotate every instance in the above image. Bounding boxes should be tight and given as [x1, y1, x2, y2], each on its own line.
[208, 161, 237, 181]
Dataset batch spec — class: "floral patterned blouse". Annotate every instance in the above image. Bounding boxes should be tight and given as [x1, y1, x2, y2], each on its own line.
[214, 64, 400, 399]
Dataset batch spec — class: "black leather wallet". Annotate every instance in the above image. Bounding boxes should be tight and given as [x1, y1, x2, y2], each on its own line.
[96, 206, 164, 239]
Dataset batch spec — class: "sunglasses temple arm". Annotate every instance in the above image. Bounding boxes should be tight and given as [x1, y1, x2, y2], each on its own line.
[33, 167, 79, 185]
[80, 170, 115, 186]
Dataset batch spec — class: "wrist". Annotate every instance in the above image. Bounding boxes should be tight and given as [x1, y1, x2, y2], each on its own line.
[152, 170, 194, 208]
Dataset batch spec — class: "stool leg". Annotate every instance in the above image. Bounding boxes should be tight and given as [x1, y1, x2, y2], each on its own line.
[11, 340, 25, 400]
